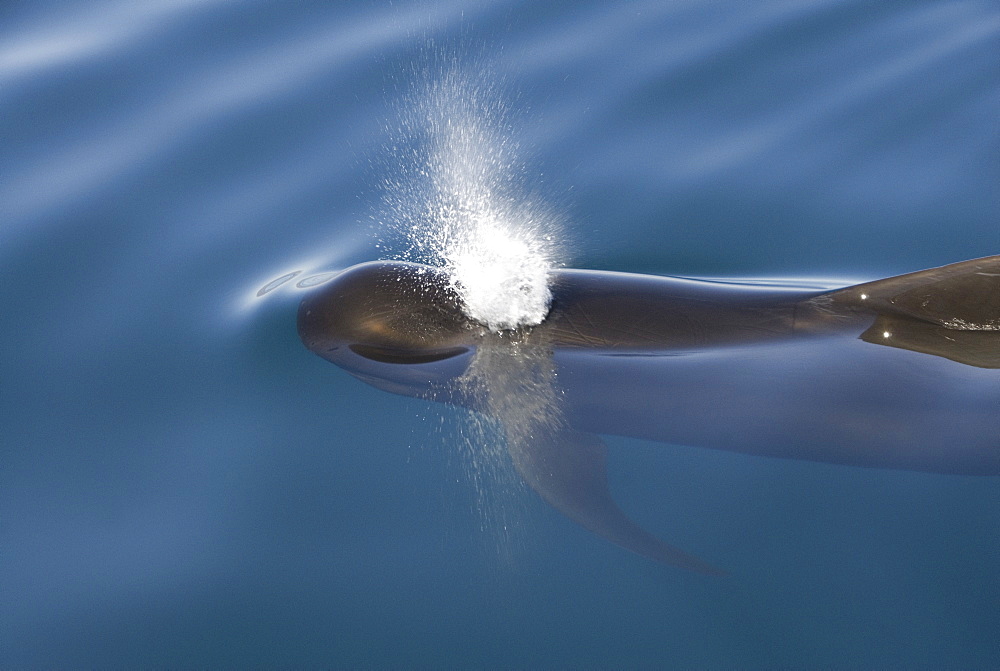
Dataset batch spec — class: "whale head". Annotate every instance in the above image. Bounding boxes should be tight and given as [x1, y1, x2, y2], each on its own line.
[297, 261, 485, 391]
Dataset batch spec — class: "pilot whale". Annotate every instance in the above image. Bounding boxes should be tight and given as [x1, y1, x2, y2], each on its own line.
[298, 256, 1000, 573]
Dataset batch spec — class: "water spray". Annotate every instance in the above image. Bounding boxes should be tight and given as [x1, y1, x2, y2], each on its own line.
[380, 66, 562, 331]
[371, 63, 569, 559]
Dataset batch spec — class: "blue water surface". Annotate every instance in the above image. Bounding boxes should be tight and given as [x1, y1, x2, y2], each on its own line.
[2, 1, 998, 668]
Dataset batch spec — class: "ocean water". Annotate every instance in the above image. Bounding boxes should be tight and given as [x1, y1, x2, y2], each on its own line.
[2, 1, 998, 668]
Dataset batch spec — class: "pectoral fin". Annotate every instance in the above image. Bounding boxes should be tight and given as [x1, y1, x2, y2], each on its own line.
[508, 428, 724, 575]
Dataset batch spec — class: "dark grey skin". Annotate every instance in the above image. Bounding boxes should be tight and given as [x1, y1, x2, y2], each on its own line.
[298, 256, 1000, 573]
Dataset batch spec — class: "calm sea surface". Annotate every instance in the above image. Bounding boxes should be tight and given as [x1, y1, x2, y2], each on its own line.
[2, 1, 998, 667]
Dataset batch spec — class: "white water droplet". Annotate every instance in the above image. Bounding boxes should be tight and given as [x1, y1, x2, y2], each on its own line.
[379, 66, 562, 331]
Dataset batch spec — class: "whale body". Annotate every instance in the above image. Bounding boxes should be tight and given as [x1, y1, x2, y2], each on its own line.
[298, 256, 1000, 573]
